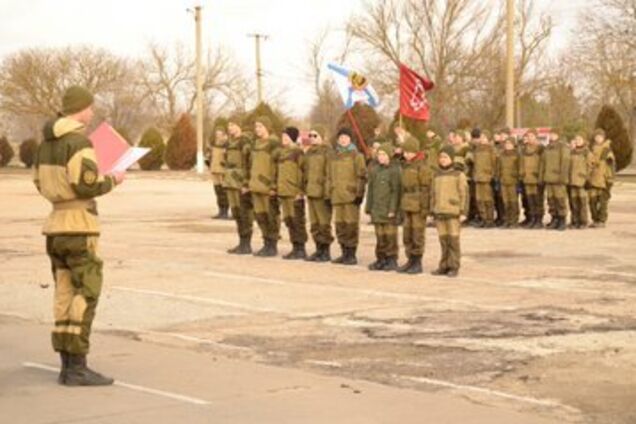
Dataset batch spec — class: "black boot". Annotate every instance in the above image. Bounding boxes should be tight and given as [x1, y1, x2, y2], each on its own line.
[63, 354, 114, 386]
[531, 215, 544, 229]
[446, 269, 459, 278]
[547, 215, 559, 230]
[332, 245, 347, 264]
[283, 243, 306, 260]
[431, 268, 448, 276]
[397, 256, 415, 273]
[556, 217, 567, 231]
[254, 239, 277, 257]
[57, 351, 69, 385]
[368, 255, 386, 271]
[318, 244, 331, 262]
[228, 236, 252, 254]
[342, 246, 358, 265]
[406, 256, 423, 275]
[382, 256, 398, 271]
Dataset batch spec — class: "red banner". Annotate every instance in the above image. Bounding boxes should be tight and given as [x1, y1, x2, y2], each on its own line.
[399, 63, 434, 121]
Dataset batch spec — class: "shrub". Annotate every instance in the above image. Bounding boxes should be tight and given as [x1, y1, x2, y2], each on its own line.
[388, 109, 428, 142]
[164, 114, 197, 170]
[0, 136, 15, 167]
[595, 105, 633, 172]
[19, 138, 38, 168]
[137, 128, 165, 170]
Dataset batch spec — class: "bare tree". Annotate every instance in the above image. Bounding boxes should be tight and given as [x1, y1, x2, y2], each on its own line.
[569, 0, 636, 136]
[138, 43, 250, 130]
[0, 46, 130, 118]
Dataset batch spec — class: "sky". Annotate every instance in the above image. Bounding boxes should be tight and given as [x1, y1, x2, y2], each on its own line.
[0, 0, 591, 117]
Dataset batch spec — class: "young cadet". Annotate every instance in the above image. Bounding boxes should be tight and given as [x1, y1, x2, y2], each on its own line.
[366, 143, 401, 271]
[464, 129, 480, 226]
[209, 125, 230, 219]
[496, 136, 521, 228]
[492, 129, 507, 226]
[472, 130, 497, 228]
[431, 146, 468, 277]
[398, 136, 432, 274]
[568, 134, 593, 229]
[303, 126, 334, 262]
[448, 130, 470, 173]
[520, 129, 544, 229]
[248, 116, 281, 257]
[588, 129, 616, 228]
[224, 118, 254, 254]
[539, 129, 571, 230]
[276, 126, 308, 259]
[326, 128, 368, 265]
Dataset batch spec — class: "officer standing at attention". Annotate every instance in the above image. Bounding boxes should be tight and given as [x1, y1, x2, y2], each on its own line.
[33, 86, 124, 386]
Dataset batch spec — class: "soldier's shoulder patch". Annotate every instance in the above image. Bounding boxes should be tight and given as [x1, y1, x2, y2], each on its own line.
[83, 170, 97, 185]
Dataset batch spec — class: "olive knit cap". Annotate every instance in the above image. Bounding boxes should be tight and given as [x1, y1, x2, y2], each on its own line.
[255, 115, 273, 132]
[439, 145, 455, 160]
[378, 142, 394, 157]
[403, 136, 420, 153]
[62, 86, 94, 115]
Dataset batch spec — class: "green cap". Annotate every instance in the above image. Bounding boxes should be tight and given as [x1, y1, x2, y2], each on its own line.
[255, 115, 273, 132]
[439, 145, 455, 160]
[378, 142, 394, 158]
[403, 136, 420, 154]
[62, 86, 94, 115]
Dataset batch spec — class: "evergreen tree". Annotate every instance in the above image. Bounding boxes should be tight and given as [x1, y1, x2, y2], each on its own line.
[0, 136, 15, 167]
[138, 128, 165, 170]
[595, 105, 633, 172]
[164, 114, 197, 170]
[19, 138, 38, 168]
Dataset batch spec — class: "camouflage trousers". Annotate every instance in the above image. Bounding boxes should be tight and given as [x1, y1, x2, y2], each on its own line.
[333, 203, 360, 248]
[307, 198, 333, 246]
[435, 217, 461, 271]
[227, 189, 254, 238]
[568, 186, 589, 226]
[588, 187, 610, 224]
[252, 193, 281, 242]
[280, 197, 308, 244]
[524, 184, 545, 220]
[402, 211, 426, 257]
[475, 182, 495, 224]
[212, 174, 228, 210]
[374, 222, 398, 259]
[46, 235, 103, 355]
[501, 184, 519, 225]
[544, 183, 568, 218]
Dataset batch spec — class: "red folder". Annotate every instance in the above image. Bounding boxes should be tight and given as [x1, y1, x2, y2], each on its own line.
[89, 123, 130, 175]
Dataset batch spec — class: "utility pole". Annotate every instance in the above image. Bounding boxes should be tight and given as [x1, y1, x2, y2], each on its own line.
[506, 0, 515, 129]
[194, 5, 205, 174]
[248, 33, 268, 105]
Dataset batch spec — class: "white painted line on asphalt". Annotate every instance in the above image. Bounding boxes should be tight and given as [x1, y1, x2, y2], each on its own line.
[22, 362, 210, 406]
[110, 286, 279, 313]
[397, 375, 578, 412]
[203, 270, 512, 311]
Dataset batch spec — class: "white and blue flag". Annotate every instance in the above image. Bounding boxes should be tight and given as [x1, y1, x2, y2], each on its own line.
[327, 63, 380, 109]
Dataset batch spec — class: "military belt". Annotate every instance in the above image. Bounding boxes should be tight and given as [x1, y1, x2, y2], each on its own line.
[53, 199, 93, 211]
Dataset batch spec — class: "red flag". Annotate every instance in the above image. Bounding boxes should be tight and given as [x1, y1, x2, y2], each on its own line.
[399, 63, 434, 121]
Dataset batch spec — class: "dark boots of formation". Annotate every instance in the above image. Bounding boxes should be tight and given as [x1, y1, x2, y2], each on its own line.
[58, 352, 113, 386]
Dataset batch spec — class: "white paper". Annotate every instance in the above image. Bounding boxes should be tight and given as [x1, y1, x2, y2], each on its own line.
[108, 147, 150, 174]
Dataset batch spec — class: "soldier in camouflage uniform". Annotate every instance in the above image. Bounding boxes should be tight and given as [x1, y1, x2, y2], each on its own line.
[472, 130, 498, 228]
[366, 143, 401, 271]
[496, 137, 521, 228]
[397, 136, 432, 274]
[209, 125, 230, 219]
[224, 118, 254, 254]
[276, 127, 308, 259]
[248, 116, 281, 257]
[303, 126, 334, 262]
[520, 129, 545, 229]
[568, 134, 593, 229]
[588, 129, 616, 228]
[465, 129, 480, 226]
[33, 86, 123, 386]
[492, 129, 508, 226]
[431, 146, 468, 277]
[539, 129, 571, 231]
[326, 128, 367, 265]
